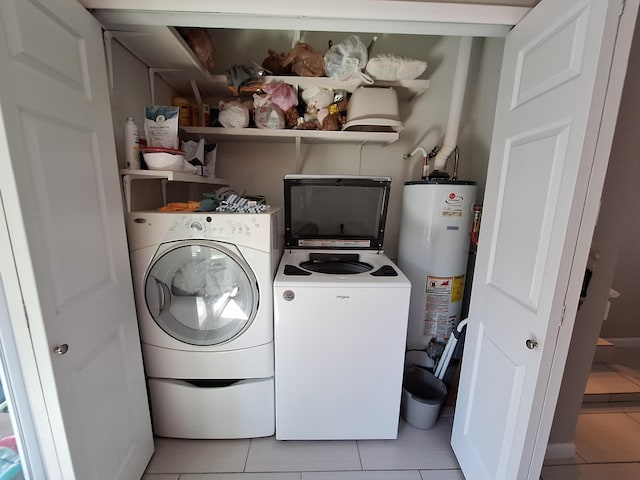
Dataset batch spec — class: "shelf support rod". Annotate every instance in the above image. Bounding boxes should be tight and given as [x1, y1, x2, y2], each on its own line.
[190, 80, 204, 126]
[122, 175, 133, 212]
[160, 178, 168, 207]
[148, 68, 156, 105]
[292, 30, 301, 48]
[295, 137, 302, 173]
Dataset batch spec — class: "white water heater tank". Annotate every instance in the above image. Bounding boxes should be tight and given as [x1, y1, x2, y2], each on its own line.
[398, 180, 476, 349]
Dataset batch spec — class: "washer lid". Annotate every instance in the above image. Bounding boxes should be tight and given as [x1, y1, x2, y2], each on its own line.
[283, 175, 391, 250]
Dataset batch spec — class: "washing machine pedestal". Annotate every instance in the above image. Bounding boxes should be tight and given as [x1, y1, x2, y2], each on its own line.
[148, 376, 274, 439]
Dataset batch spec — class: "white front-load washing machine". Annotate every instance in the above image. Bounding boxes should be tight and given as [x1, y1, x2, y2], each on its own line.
[127, 208, 282, 439]
[274, 176, 411, 440]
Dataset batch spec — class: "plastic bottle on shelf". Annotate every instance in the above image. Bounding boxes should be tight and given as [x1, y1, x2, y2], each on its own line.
[123, 117, 140, 170]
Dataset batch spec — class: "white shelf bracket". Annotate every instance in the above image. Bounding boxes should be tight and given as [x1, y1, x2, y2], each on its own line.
[148, 68, 158, 105]
[103, 31, 114, 91]
[407, 85, 428, 102]
[190, 80, 204, 126]
[148, 67, 180, 105]
[295, 137, 302, 173]
[104, 30, 150, 92]
[292, 30, 301, 48]
[160, 178, 168, 206]
[122, 174, 133, 212]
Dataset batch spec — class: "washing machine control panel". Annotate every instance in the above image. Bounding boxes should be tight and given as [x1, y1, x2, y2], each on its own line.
[172, 215, 268, 243]
[190, 219, 224, 235]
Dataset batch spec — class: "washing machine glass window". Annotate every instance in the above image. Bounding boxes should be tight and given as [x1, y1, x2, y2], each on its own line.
[144, 242, 259, 346]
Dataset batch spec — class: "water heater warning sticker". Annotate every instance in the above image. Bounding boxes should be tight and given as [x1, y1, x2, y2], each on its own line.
[423, 276, 453, 339]
[423, 275, 465, 340]
[452, 275, 465, 303]
[426, 276, 452, 295]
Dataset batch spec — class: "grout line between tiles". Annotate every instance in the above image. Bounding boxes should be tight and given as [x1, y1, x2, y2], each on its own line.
[624, 411, 640, 425]
[355, 439, 364, 470]
[620, 372, 640, 388]
[243, 438, 251, 472]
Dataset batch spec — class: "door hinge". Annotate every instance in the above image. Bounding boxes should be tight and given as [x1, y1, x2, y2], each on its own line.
[559, 304, 567, 326]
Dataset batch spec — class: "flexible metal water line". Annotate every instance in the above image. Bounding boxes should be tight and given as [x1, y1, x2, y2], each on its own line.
[403, 146, 430, 179]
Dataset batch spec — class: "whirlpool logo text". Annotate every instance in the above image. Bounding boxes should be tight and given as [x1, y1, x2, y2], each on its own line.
[336, 295, 350, 300]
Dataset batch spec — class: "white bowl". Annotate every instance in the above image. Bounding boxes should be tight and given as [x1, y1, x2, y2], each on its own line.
[143, 151, 186, 171]
[342, 86, 403, 132]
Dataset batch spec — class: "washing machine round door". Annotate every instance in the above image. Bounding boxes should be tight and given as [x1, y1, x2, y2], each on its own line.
[144, 242, 259, 346]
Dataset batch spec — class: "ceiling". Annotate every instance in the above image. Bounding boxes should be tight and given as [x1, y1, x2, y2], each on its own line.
[412, 0, 540, 5]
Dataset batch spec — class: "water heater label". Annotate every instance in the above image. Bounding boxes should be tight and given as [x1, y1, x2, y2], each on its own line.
[423, 274, 465, 340]
[442, 192, 464, 217]
[451, 275, 465, 303]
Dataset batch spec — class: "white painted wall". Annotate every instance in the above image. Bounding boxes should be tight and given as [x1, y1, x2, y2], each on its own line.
[602, 211, 640, 339]
[108, 39, 174, 169]
[597, 11, 640, 341]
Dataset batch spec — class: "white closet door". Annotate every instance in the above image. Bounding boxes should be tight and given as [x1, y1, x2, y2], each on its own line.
[452, 0, 627, 479]
[0, 0, 153, 478]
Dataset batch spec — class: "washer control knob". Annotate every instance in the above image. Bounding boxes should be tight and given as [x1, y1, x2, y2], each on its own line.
[190, 221, 203, 231]
[525, 339, 538, 350]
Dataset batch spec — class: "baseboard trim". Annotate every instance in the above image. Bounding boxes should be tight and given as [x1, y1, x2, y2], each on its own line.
[606, 337, 640, 347]
[544, 442, 576, 460]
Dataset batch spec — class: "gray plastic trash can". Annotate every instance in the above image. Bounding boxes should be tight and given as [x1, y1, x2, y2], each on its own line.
[400, 365, 448, 429]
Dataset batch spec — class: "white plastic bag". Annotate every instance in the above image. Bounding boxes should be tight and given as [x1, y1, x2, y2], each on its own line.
[300, 85, 334, 112]
[254, 103, 286, 129]
[218, 100, 250, 128]
[365, 54, 427, 81]
[181, 139, 217, 176]
[324, 35, 372, 83]
[181, 138, 205, 164]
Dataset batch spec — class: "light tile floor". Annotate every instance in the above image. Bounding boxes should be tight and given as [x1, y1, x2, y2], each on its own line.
[142, 417, 464, 480]
[142, 348, 640, 480]
[583, 346, 640, 402]
[541, 346, 640, 480]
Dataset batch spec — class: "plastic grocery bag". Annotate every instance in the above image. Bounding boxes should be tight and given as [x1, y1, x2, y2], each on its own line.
[284, 43, 325, 77]
[324, 35, 373, 83]
[218, 100, 250, 128]
[253, 101, 286, 129]
[261, 82, 298, 112]
[300, 85, 334, 112]
[179, 28, 216, 72]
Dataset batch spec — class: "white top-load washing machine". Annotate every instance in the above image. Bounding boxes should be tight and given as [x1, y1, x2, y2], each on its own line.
[127, 208, 282, 439]
[274, 175, 411, 440]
